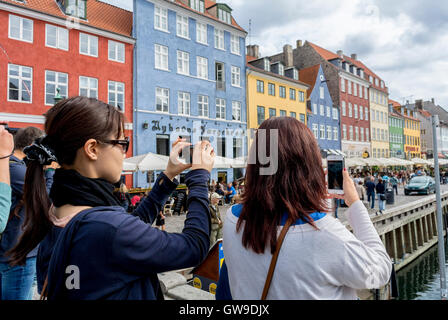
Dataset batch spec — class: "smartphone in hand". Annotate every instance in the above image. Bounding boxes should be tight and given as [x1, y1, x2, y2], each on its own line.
[327, 155, 345, 195]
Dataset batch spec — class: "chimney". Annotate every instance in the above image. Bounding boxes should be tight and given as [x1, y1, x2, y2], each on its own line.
[283, 44, 293, 67]
[253, 45, 259, 58]
[337, 50, 343, 58]
[351, 53, 357, 60]
[296, 40, 303, 48]
[246, 45, 253, 58]
[246, 45, 259, 59]
[415, 99, 423, 110]
[431, 97, 435, 104]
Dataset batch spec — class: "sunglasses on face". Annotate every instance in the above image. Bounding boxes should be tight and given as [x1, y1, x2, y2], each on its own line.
[99, 137, 130, 154]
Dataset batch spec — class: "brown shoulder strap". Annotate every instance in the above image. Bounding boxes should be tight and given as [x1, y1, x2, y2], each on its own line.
[261, 218, 293, 300]
[40, 276, 48, 300]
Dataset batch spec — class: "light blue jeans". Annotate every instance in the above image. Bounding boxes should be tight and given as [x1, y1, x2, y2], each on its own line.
[377, 194, 386, 211]
[0, 257, 36, 300]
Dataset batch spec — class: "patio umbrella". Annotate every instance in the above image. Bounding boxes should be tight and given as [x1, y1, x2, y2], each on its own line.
[123, 152, 169, 171]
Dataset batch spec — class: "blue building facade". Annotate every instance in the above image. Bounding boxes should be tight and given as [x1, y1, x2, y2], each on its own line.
[133, 0, 247, 187]
[300, 65, 342, 154]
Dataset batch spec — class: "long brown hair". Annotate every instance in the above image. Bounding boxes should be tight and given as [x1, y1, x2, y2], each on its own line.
[237, 117, 329, 254]
[7, 96, 125, 266]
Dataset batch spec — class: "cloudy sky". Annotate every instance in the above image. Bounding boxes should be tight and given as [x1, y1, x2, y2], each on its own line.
[105, 0, 448, 108]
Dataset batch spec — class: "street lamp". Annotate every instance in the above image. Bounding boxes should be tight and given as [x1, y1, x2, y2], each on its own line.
[53, 88, 63, 105]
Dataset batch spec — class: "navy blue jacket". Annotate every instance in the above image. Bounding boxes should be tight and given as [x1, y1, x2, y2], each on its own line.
[44, 169, 211, 300]
[0, 155, 54, 263]
[375, 182, 385, 194]
[365, 181, 376, 195]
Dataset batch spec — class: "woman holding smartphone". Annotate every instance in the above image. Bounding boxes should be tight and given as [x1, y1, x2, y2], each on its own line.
[7, 96, 215, 300]
[217, 117, 392, 300]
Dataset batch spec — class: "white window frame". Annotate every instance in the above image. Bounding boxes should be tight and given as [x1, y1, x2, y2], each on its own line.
[341, 78, 345, 92]
[348, 103, 352, 117]
[216, 98, 226, 119]
[299, 91, 305, 102]
[155, 44, 169, 71]
[8, 64, 33, 103]
[9, 14, 33, 43]
[320, 124, 326, 140]
[178, 91, 190, 115]
[354, 83, 357, 96]
[342, 101, 346, 116]
[231, 66, 241, 87]
[349, 126, 353, 140]
[232, 101, 241, 121]
[214, 28, 225, 50]
[320, 104, 325, 116]
[196, 22, 208, 45]
[197, 56, 208, 79]
[198, 95, 209, 118]
[176, 14, 189, 39]
[327, 125, 332, 140]
[278, 64, 284, 76]
[230, 34, 240, 55]
[313, 103, 317, 115]
[264, 59, 270, 72]
[364, 87, 368, 99]
[355, 126, 359, 141]
[360, 127, 364, 142]
[326, 105, 331, 118]
[359, 106, 363, 120]
[343, 124, 347, 140]
[348, 80, 352, 94]
[354, 104, 358, 119]
[177, 50, 190, 75]
[45, 70, 68, 106]
[45, 24, 68, 51]
[365, 107, 369, 121]
[366, 130, 369, 142]
[359, 85, 363, 99]
[190, 0, 204, 12]
[108, 40, 125, 63]
[79, 32, 98, 57]
[333, 127, 339, 141]
[320, 86, 325, 99]
[156, 87, 169, 113]
[332, 107, 338, 120]
[108, 81, 125, 112]
[79, 76, 98, 99]
[312, 124, 318, 139]
[154, 6, 168, 32]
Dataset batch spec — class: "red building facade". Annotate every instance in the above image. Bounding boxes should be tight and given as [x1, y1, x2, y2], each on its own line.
[0, 0, 135, 185]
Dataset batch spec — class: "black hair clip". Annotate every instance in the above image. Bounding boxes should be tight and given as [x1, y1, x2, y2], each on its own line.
[23, 136, 58, 165]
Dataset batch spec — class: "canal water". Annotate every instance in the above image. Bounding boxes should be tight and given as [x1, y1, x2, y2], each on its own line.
[396, 239, 448, 300]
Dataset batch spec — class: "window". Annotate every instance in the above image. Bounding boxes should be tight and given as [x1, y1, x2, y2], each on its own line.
[343, 124, 347, 140]
[333, 107, 338, 120]
[257, 106, 265, 125]
[9, 14, 33, 43]
[216, 98, 226, 119]
[360, 85, 363, 99]
[156, 87, 169, 113]
[348, 103, 352, 117]
[299, 91, 305, 102]
[177, 50, 189, 75]
[176, 14, 189, 38]
[376, 110, 379, 122]
[320, 125, 325, 139]
[327, 126, 332, 140]
[372, 127, 376, 140]
[293, 69, 298, 80]
[373, 148, 377, 158]
[197, 95, 209, 117]
[45, 70, 67, 105]
[190, 0, 205, 12]
[155, 44, 169, 70]
[320, 104, 324, 116]
[312, 124, 318, 139]
[341, 78, 345, 92]
[300, 114, 306, 123]
[178, 91, 190, 115]
[331, 127, 337, 141]
[269, 108, 276, 118]
[264, 59, 270, 72]
[364, 87, 368, 99]
[154, 6, 168, 31]
[354, 104, 358, 119]
[289, 88, 296, 100]
[215, 62, 225, 90]
[232, 101, 241, 121]
[109, 40, 125, 63]
[313, 103, 317, 115]
[348, 80, 352, 94]
[290, 112, 297, 118]
[279, 86, 286, 98]
[326, 105, 331, 118]
[268, 83, 275, 96]
[349, 126, 353, 140]
[79, 76, 98, 99]
[231, 66, 240, 87]
[320, 86, 324, 99]
[64, 0, 86, 19]
[360, 128, 364, 142]
[196, 22, 208, 44]
[8, 64, 32, 102]
[365, 107, 369, 120]
[355, 126, 359, 141]
[342, 101, 346, 116]
[45, 24, 68, 50]
[257, 80, 264, 93]
[197, 56, 208, 79]
[233, 138, 242, 159]
[156, 134, 170, 156]
[366, 130, 369, 142]
[359, 106, 363, 120]
[218, 8, 231, 24]
[108, 81, 125, 111]
[217, 137, 226, 157]
[79, 33, 98, 57]
[278, 64, 284, 76]
[230, 34, 240, 54]
[214, 29, 224, 50]
[354, 83, 357, 96]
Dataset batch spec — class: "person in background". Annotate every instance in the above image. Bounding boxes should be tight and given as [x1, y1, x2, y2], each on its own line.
[210, 180, 217, 193]
[114, 183, 131, 212]
[390, 175, 399, 195]
[0, 126, 14, 234]
[155, 210, 166, 231]
[355, 181, 366, 202]
[365, 177, 376, 210]
[225, 183, 236, 204]
[0, 127, 55, 300]
[209, 192, 223, 246]
[216, 179, 225, 196]
[131, 193, 141, 208]
[375, 178, 386, 215]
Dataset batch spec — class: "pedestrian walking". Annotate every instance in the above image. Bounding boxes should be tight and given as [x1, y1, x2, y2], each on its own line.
[216, 117, 392, 300]
[390, 175, 399, 195]
[366, 177, 376, 209]
[6, 96, 215, 300]
[375, 178, 386, 215]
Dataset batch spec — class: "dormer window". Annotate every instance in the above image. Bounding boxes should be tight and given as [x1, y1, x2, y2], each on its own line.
[374, 78, 379, 86]
[264, 59, 270, 72]
[217, 4, 232, 24]
[369, 75, 373, 83]
[190, 0, 205, 13]
[360, 69, 364, 78]
[345, 63, 349, 72]
[293, 69, 298, 80]
[278, 64, 284, 76]
[59, 0, 87, 19]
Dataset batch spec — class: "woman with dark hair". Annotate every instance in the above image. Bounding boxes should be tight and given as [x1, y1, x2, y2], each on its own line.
[6, 96, 214, 300]
[216, 117, 392, 300]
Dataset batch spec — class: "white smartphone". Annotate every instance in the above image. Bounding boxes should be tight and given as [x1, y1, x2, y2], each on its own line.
[327, 154, 345, 195]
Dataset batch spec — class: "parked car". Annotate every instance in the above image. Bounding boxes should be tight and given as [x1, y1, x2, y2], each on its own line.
[404, 176, 436, 195]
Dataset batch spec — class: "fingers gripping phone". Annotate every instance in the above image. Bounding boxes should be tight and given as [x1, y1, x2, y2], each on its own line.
[327, 155, 345, 195]
[180, 146, 194, 164]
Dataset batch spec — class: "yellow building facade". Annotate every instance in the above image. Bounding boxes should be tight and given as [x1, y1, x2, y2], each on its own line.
[370, 88, 390, 158]
[246, 65, 309, 133]
[403, 115, 421, 159]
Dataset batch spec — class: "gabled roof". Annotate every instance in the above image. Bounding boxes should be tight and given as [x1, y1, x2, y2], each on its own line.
[308, 42, 340, 61]
[0, 0, 133, 37]
[298, 64, 321, 99]
[247, 63, 310, 89]
[344, 55, 388, 93]
[389, 99, 402, 108]
[418, 109, 432, 118]
[246, 55, 258, 63]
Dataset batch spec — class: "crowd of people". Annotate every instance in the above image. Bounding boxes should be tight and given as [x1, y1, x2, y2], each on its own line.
[0, 96, 393, 300]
